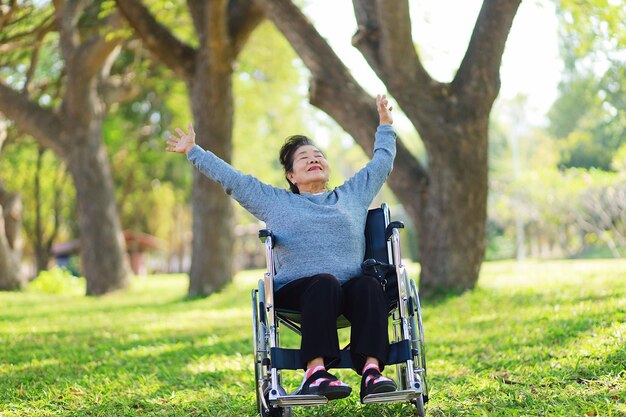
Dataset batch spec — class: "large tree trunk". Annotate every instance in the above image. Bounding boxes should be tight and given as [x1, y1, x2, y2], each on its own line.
[115, 0, 263, 297]
[65, 130, 129, 295]
[417, 119, 490, 294]
[0, 2, 130, 294]
[55, 3, 130, 294]
[187, 3, 236, 295]
[0, 117, 24, 290]
[255, 0, 521, 296]
[33, 146, 58, 275]
[0, 183, 24, 290]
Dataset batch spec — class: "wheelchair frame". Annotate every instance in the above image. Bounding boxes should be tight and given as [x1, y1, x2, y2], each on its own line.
[251, 204, 428, 416]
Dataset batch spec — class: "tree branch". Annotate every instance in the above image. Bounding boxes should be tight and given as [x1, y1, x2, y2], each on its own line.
[0, 0, 19, 32]
[254, 0, 352, 80]
[75, 12, 126, 80]
[352, 0, 430, 90]
[23, 17, 55, 93]
[0, 82, 63, 154]
[351, 0, 443, 135]
[53, 0, 82, 60]
[311, 78, 429, 204]
[115, 0, 196, 79]
[99, 73, 141, 107]
[0, 13, 55, 54]
[187, 0, 231, 69]
[228, 0, 264, 57]
[253, 0, 429, 199]
[454, 0, 522, 113]
[0, 180, 22, 253]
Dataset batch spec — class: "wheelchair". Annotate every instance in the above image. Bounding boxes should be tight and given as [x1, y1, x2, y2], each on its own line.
[251, 204, 429, 416]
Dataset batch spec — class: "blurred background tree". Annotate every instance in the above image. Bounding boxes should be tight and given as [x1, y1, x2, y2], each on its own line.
[484, 0, 626, 262]
[1, 0, 625, 296]
[0, 0, 131, 294]
[255, 0, 524, 295]
[548, 0, 626, 170]
[114, 0, 267, 297]
[0, 138, 74, 275]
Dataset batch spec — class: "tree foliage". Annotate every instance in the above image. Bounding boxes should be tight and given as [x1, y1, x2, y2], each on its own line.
[490, 166, 626, 258]
[0, 139, 74, 273]
[254, 0, 523, 295]
[114, 0, 265, 297]
[548, 0, 626, 170]
[0, 0, 131, 294]
[103, 45, 192, 237]
[4, 0, 626, 294]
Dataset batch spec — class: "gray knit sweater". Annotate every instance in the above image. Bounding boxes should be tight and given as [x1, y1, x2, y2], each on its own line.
[187, 124, 397, 291]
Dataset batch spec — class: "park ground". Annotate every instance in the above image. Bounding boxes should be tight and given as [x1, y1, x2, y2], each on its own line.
[1, 259, 625, 416]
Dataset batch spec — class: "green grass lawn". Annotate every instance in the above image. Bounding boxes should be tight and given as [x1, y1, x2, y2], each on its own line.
[1, 260, 625, 416]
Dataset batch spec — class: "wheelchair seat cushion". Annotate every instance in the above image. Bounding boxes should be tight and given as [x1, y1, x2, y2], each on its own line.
[298, 368, 352, 400]
[276, 308, 352, 329]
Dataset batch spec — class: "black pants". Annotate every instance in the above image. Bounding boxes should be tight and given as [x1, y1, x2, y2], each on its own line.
[274, 273, 389, 374]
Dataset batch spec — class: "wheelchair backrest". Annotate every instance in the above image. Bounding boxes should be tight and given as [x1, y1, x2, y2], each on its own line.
[364, 204, 392, 265]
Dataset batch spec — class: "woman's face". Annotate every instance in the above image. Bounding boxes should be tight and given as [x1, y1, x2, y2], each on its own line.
[287, 145, 330, 191]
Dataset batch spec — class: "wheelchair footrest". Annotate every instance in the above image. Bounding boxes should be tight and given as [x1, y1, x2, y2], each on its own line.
[362, 389, 422, 404]
[273, 394, 328, 407]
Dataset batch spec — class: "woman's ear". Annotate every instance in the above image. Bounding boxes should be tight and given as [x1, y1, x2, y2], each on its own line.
[287, 172, 295, 184]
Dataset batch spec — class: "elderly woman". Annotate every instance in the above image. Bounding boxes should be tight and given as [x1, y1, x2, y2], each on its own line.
[167, 95, 397, 402]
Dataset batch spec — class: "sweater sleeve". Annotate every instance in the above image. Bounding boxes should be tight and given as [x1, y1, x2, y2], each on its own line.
[337, 124, 397, 206]
[186, 145, 283, 221]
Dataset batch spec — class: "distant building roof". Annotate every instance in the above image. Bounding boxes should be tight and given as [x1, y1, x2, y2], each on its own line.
[123, 230, 162, 252]
[52, 231, 162, 257]
[51, 239, 80, 256]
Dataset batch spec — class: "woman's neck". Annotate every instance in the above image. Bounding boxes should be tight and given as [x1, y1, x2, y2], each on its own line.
[299, 182, 327, 194]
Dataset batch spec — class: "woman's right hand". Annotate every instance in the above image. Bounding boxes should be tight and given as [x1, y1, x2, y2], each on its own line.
[376, 94, 393, 125]
[166, 123, 196, 155]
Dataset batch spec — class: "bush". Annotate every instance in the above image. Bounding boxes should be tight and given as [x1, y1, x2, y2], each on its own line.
[28, 267, 86, 295]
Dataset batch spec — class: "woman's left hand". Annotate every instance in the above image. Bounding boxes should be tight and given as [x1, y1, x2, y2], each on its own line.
[376, 94, 393, 125]
[166, 123, 196, 155]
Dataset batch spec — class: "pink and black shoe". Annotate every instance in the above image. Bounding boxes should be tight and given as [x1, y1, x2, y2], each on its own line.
[360, 364, 397, 402]
[298, 366, 352, 400]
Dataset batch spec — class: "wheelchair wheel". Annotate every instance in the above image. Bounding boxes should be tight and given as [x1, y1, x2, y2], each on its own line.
[412, 393, 426, 417]
[253, 282, 292, 417]
[252, 284, 268, 416]
[260, 386, 292, 417]
[409, 279, 429, 402]
[410, 280, 428, 403]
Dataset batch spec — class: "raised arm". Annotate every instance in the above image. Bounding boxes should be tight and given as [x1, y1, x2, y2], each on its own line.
[166, 123, 283, 221]
[339, 95, 396, 205]
[166, 122, 197, 154]
[377, 94, 393, 126]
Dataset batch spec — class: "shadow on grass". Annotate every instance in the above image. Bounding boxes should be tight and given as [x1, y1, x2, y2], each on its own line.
[3, 266, 625, 416]
[0, 290, 242, 323]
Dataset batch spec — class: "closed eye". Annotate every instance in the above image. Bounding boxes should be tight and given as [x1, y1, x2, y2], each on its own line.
[296, 150, 325, 161]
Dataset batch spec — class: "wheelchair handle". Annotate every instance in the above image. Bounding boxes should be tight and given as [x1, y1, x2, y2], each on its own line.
[258, 229, 275, 248]
[363, 258, 382, 267]
[385, 221, 404, 241]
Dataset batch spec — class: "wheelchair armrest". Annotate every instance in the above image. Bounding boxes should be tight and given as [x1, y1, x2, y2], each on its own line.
[258, 229, 275, 248]
[385, 221, 404, 241]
